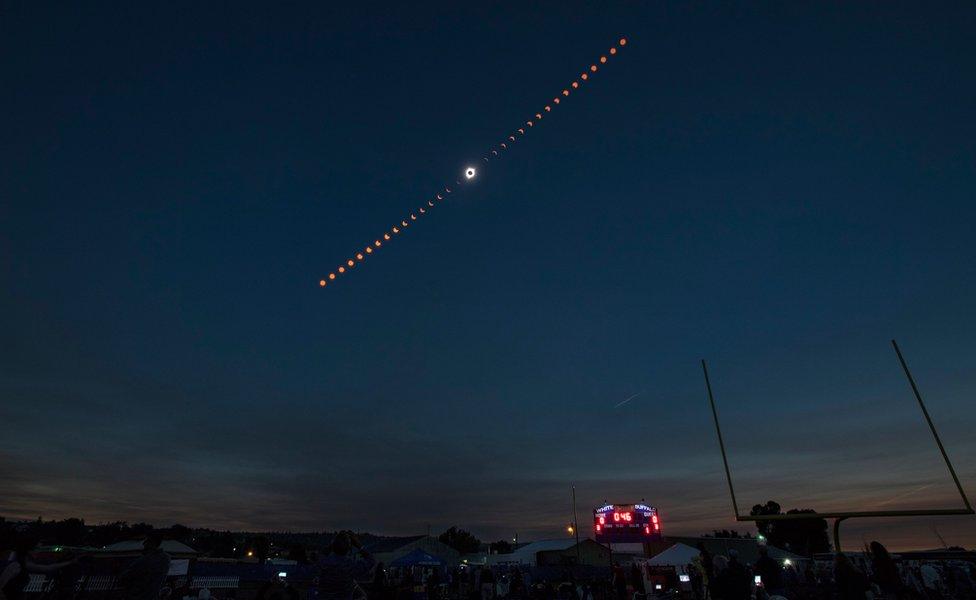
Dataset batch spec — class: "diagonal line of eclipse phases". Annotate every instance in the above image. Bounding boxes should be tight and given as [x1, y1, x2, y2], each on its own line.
[319, 37, 629, 289]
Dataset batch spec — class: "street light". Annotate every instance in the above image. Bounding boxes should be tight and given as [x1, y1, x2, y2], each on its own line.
[567, 525, 575, 535]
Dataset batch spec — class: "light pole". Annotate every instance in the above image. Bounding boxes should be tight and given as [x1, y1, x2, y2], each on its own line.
[572, 485, 581, 564]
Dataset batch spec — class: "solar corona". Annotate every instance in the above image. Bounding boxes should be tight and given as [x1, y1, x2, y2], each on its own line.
[319, 37, 629, 288]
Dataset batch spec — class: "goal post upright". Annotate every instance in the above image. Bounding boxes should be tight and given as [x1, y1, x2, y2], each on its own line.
[701, 340, 974, 553]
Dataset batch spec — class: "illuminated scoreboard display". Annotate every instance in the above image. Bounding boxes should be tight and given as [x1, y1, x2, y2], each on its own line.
[593, 503, 662, 543]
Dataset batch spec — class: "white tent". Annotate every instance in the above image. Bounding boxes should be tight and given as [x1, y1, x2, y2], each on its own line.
[100, 540, 198, 556]
[496, 540, 576, 565]
[646, 543, 700, 568]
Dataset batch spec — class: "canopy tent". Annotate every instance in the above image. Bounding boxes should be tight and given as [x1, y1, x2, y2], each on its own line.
[390, 548, 447, 568]
[646, 543, 701, 567]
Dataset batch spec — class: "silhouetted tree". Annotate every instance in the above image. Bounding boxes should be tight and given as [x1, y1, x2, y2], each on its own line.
[438, 527, 481, 554]
[91, 522, 128, 547]
[288, 544, 309, 564]
[193, 531, 236, 558]
[49, 518, 87, 546]
[708, 529, 743, 539]
[167, 524, 192, 543]
[750, 501, 830, 555]
[251, 535, 270, 564]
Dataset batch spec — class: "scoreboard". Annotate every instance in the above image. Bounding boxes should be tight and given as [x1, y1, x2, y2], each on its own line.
[593, 503, 662, 543]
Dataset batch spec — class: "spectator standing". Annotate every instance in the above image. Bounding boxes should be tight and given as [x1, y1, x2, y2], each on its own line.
[720, 551, 750, 600]
[869, 542, 902, 600]
[317, 532, 375, 600]
[710, 555, 728, 600]
[611, 563, 626, 600]
[629, 563, 645, 596]
[754, 548, 783, 597]
[427, 567, 441, 600]
[510, 567, 524, 599]
[688, 561, 705, 600]
[117, 534, 171, 600]
[372, 562, 390, 600]
[834, 554, 870, 600]
[479, 567, 495, 600]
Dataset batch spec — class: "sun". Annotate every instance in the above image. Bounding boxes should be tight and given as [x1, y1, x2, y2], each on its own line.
[464, 167, 476, 180]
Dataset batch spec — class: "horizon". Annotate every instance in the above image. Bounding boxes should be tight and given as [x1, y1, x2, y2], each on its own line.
[5, 515, 970, 554]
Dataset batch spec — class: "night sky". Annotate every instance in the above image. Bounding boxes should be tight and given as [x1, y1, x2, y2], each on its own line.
[3, 3, 975, 550]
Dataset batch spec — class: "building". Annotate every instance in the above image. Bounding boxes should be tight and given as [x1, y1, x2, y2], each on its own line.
[365, 535, 460, 567]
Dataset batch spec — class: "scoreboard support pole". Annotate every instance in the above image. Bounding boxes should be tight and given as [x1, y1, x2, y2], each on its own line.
[573, 486, 582, 565]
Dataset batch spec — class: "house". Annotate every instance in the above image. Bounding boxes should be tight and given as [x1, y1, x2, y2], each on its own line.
[365, 535, 460, 567]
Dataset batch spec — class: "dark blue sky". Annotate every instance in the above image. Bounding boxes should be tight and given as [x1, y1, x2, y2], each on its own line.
[3, 2, 975, 549]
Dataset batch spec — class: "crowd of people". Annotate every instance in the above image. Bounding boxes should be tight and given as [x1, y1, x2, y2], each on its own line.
[3, 531, 975, 600]
[682, 542, 976, 600]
